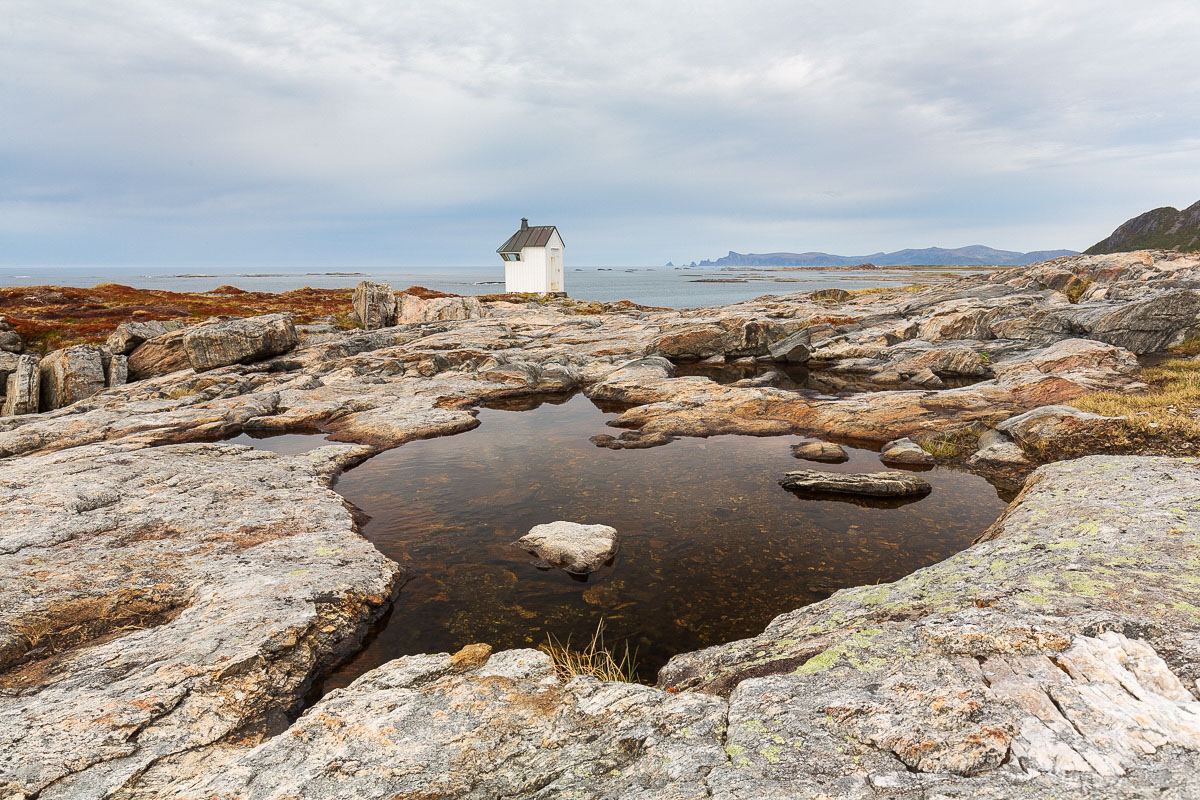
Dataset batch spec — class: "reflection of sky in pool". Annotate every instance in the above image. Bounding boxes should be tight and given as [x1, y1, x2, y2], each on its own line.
[232, 392, 1010, 690]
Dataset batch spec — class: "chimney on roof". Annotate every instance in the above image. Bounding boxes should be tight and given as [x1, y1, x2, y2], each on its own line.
[521, 217, 529, 230]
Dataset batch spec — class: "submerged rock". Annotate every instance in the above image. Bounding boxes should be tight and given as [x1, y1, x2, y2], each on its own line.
[514, 521, 620, 575]
[779, 468, 932, 497]
[791, 440, 850, 463]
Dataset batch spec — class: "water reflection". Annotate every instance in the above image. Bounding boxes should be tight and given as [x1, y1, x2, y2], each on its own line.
[242, 393, 1010, 690]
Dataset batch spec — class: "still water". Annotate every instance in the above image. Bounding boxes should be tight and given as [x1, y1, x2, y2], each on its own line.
[230, 392, 1010, 689]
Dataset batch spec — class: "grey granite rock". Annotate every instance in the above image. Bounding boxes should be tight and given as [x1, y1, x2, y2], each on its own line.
[352, 281, 397, 330]
[880, 436, 936, 467]
[779, 468, 932, 497]
[128, 328, 191, 379]
[106, 319, 179, 355]
[0, 441, 405, 799]
[162, 646, 728, 800]
[1, 354, 40, 416]
[183, 314, 299, 372]
[791, 440, 850, 463]
[38, 344, 107, 410]
[515, 520, 620, 574]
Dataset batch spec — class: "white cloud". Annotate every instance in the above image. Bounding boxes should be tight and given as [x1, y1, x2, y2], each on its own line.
[2, 0, 1199, 264]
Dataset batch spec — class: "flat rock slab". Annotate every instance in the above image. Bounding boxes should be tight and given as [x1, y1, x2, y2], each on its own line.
[515, 520, 620, 574]
[779, 468, 932, 497]
[791, 440, 850, 463]
[0, 441, 405, 799]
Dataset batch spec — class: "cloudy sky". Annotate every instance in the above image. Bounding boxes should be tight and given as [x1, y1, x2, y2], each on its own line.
[3, 0, 1199, 267]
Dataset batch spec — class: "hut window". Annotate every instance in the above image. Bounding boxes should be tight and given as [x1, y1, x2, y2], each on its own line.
[502, 253, 521, 261]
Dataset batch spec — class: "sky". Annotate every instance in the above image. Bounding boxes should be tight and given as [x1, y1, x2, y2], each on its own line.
[3, 1, 1200, 267]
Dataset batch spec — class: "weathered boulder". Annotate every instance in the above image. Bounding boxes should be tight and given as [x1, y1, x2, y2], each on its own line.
[2, 354, 40, 416]
[514, 520, 620, 574]
[396, 293, 484, 324]
[353, 281, 397, 330]
[0, 318, 23, 353]
[585, 356, 677, 404]
[967, 440, 1032, 469]
[182, 314, 298, 372]
[779, 469, 932, 497]
[995, 404, 1113, 451]
[38, 344, 106, 410]
[648, 318, 786, 360]
[791, 440, 849, 463]
[767, 328, 812, 362]
[106, 319, 179, 355]
[811, 287, 851, 302]
[106, 354, 128, 387]
[1054, 289, 1200, 354]
[128, 328, 190, 379]
[162, 647, 727, 800]
[880, 437, 935, 467]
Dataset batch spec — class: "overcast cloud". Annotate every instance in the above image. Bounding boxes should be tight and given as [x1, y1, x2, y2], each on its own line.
[3, 0, 1199, 266]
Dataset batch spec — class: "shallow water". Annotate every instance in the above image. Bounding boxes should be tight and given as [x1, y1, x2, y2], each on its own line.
[231, 393, 1010, 689]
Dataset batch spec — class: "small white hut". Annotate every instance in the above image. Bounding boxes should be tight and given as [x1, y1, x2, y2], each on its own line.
[496, 218, 565, 294]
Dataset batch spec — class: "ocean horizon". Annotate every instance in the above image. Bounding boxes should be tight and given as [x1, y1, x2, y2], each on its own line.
[0, 263, 972, 309]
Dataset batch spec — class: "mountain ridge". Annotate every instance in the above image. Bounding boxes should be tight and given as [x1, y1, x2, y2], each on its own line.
[1085, 200, 1200, 254]
[695, 245, 1077, 268]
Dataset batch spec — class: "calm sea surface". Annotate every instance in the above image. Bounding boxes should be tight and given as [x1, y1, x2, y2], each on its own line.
[0, 264, 972, 309]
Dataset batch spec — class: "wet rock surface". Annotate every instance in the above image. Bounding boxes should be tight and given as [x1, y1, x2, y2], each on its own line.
[2, 250, 1200, 797]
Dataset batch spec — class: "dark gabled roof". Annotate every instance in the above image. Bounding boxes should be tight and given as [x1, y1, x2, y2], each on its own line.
[497, 225, 562, 253]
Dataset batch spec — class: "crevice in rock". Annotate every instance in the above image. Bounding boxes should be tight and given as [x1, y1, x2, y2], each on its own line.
[1, 594, 189, 693]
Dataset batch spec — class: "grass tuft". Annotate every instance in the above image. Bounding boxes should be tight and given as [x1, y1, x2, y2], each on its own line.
[540, 619, 640, 683]
[917, 426, 983, 459]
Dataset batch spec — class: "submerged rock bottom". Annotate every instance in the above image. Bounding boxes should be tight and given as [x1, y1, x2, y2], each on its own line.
[167, 456, 1200, 799]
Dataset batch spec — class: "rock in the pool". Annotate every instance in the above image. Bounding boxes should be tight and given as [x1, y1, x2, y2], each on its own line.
[779, 469, 932, 497]
[515, 521, 619, 575]
[791, 441, 850, 463]
[879, 437, 935, 467]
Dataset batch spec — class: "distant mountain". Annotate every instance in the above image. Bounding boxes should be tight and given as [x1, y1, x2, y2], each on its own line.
[697, 245, 1077, 268]
[1085, 200, 1200, 254]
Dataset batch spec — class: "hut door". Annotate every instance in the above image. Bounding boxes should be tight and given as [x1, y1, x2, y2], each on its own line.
[549, 248, 563, 292]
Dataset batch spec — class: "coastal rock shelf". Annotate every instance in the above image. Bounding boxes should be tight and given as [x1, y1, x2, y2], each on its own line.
[2, 249, 1200, 797]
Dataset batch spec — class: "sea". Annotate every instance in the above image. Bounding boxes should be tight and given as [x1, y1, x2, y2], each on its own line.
[0, 264, 979, 310]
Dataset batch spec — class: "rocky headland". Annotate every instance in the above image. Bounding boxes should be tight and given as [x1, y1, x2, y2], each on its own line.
[3, 250, 1200, 798]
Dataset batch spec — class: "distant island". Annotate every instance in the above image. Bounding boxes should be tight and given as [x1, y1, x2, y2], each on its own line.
[689, 245, 1078, 268]
[1085, 199, 1200, 254]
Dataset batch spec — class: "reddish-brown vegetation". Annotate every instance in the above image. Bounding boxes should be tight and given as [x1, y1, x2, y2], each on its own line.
[0, 284, 354, 353]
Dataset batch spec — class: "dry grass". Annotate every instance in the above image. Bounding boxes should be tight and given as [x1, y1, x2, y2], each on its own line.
[539, 620, 640, 683]
[1073, 357, 1200, 441]
[1065, 278, 1094, 304]
[917, 426, 983, 458]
